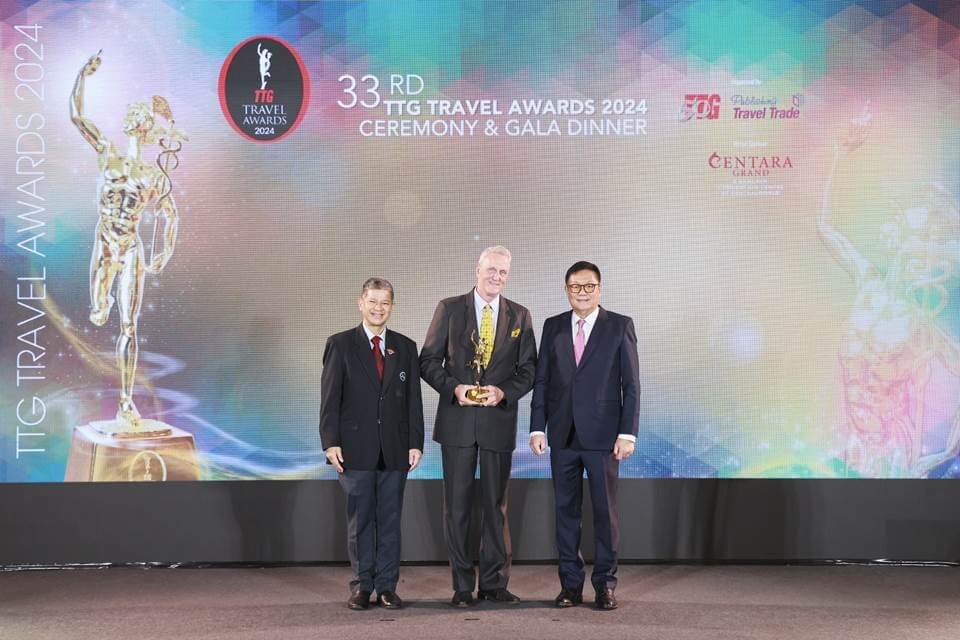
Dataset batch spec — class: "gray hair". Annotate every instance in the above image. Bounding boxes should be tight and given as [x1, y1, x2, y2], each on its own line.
[477, 245, 512, 265]
[360, 277, 395, 300]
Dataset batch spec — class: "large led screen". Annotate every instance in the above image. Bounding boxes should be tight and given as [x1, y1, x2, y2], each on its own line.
[2, 0, 958, 481]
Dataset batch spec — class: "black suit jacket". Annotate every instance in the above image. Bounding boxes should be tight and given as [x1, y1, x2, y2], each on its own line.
[319, 325, 425, 471]
[530, 307, 640, 450]
[420, 291, 537, 452]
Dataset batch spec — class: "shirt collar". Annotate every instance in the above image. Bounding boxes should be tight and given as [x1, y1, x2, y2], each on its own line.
[473, 288, 500, 315]
[362, 323, 386, 344]
[571, 307, 599, 328]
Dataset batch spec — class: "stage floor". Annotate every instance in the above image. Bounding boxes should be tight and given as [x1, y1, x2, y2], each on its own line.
[2, 564, 958, 639]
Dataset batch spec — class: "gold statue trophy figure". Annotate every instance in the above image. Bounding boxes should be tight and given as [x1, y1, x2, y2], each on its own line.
[466, 330, 491, 403]
[819, 105, 960, 478]
[64, 51, 200, 481]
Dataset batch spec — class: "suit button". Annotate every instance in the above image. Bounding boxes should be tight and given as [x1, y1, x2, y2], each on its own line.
[378, 418, 382, 425]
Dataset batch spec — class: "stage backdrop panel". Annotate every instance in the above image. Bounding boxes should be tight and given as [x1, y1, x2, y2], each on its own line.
[2, 0, 958, 483]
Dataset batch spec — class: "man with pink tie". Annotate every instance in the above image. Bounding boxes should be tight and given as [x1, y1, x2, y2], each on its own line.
[530, 261, 641, 610]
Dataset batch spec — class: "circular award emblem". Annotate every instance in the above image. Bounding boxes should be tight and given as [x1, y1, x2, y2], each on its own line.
[218, 36, 310, 142]
[128, 450, 168, 482]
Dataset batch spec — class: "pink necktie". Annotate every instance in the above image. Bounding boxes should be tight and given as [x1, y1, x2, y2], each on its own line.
[574, 318, 585, 366]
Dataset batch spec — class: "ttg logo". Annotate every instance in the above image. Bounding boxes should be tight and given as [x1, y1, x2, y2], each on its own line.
[680, 94, 720, 121]
[218, 35, 310, 142]
[255, 42, 273, 103]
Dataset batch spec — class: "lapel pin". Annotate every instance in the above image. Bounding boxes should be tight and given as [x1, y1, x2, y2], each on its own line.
[511, 327, 521, 338]
[399, 371, 407, 381]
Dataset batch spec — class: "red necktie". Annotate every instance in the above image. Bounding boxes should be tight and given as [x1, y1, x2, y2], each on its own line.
[371, 335, 385, 382]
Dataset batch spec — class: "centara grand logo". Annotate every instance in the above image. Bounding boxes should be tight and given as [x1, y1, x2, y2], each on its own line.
[708, 152, 794, 176]
[680, 93, 720, 121]
[218, 36, 310, 142]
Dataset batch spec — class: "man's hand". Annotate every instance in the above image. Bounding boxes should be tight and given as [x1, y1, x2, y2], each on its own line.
[408, 449, 422, 472]
[325, 446, 344, 473]
[529, 434, 547, 455]
[612, 437, 635, 461]
[479, 385, 504, 407]
[454, 384, 482, 406]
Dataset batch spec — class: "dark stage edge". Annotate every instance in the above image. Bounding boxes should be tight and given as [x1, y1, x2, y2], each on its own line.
[2, 565, 959, 640]
[4, 559, 960, 571]
[4, 479, 960, 564]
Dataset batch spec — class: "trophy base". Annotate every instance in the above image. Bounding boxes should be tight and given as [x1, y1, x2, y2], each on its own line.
[465, 386, 487, 403]
[95, 418, 173, 439]
[64, 422, 201, 482]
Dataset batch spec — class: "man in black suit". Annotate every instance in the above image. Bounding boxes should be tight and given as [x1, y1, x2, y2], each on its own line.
[420, 246, 537, 606]
[320, 277, 424, 611]
[530, 261, 640, 611]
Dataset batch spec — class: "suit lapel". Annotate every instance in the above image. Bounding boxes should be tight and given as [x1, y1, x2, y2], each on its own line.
[351, 325, 381, 390]
[461, 290, 480, 356]
[576, 307, 607, 369]
[488, 298, 515, 369]
[381, 331, 399, 391]
[558, 312, 577, 371]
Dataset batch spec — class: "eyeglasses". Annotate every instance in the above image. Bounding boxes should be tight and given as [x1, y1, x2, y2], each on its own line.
[566, 283, 599, 294]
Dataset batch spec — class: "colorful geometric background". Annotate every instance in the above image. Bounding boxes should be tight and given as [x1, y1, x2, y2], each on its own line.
[1, 1, 958, 481]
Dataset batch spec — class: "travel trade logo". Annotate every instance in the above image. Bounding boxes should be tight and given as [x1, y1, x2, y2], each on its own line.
[730, 94, 804, 120]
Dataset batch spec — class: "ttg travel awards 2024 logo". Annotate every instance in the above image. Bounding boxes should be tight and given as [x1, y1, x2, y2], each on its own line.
[218, 36, 310, 142]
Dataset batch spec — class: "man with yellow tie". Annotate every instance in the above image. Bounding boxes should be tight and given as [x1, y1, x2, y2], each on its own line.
[420, 246, 537, 606]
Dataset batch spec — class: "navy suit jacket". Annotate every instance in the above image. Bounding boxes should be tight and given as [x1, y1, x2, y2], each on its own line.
[530, 307, 640, 450]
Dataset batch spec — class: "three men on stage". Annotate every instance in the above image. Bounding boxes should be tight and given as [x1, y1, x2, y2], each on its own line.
[420, 246, 538, 606]
[319, 259, 640, 611]
[530, 261, 640, 610]
[320, 278, 424, 610]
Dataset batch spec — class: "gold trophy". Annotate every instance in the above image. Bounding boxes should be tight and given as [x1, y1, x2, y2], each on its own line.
[64, 51, 201, 481]
[465, 330, 490, 403]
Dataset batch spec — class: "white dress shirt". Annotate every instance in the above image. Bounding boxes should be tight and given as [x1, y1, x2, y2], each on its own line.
[531, 307, 636, 443]
[473, 288, 500, 332]
[571, 306, 599, 343]
[362, 323, 387, 354]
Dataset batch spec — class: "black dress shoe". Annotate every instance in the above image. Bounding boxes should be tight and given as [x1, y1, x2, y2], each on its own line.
[554, 588, 583, 608]
[377, 591, 403, 609]
[594, 588, 618, 611]
[477, 588, 521, 603]
[347, 590, 372, 610]
[450, 591, 475, 607]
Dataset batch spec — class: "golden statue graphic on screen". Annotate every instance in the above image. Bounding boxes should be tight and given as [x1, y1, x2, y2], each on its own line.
[70, 50, 187, 433]
[819, 106, 960, 477]
[63, 51, 200, 483]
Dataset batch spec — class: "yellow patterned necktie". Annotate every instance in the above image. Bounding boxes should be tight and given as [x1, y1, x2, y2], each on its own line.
[480, 304, 495, 367]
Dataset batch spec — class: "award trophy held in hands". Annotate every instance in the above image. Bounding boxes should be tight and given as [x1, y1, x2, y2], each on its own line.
[63, 51, 200, 482]
[465, 330, 491, 404]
